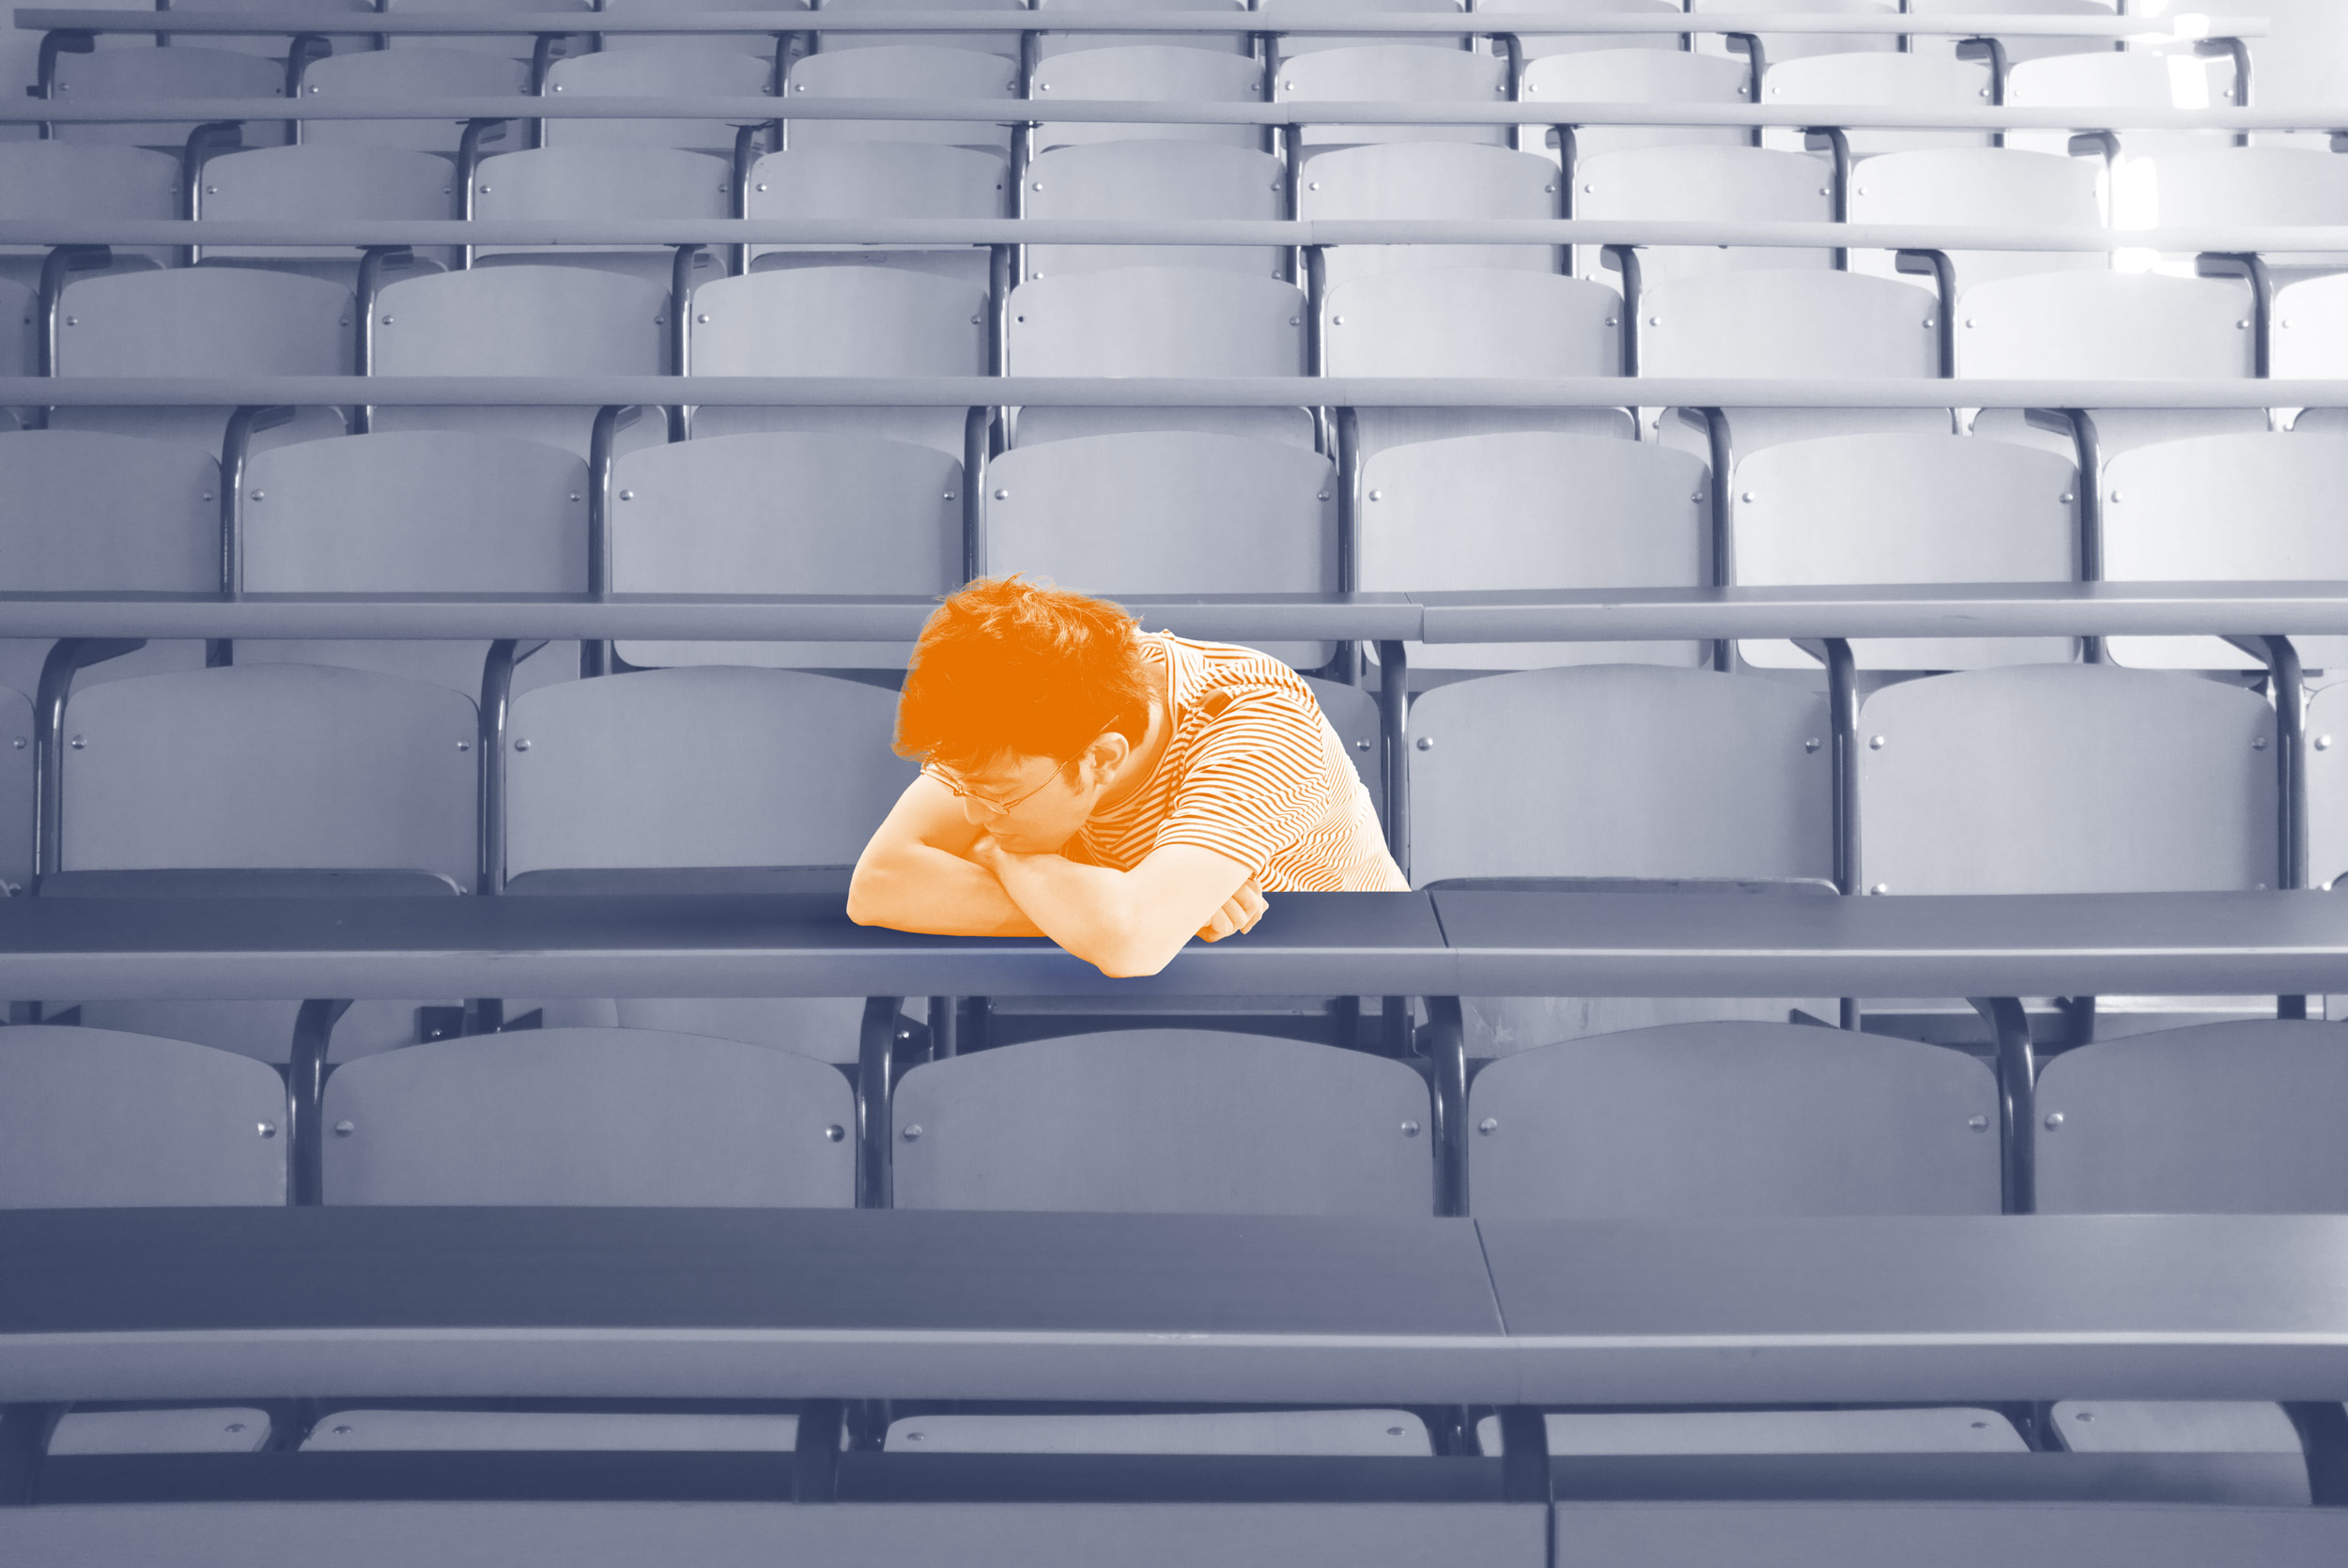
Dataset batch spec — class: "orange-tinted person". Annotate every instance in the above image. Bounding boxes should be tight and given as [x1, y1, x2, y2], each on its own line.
[849, 575, 1407, 976]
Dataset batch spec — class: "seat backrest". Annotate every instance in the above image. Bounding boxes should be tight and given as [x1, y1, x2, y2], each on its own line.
[1299, 142, 1561, 285]
[0, 430, 220, 592]
[2005, 48, 2230, 159]
[2309, 684, 2348, 890]
[242, 432, 588, 594]
[1859, 664, 2278, 895]
[0, 684, 28, 895]
[1761, 51, 1994, 154]
[2124, 146, 2348, 229]
[539, 44, 778, 150]
[1522, 49, 1752, 159]
[56, 266, 355, 376]
[1641, 269, 1940, 378]
[1406, 664, 1834, 885]
[1021, 142, 1289, 278]
[890, 1029, 1437, 1214]
[745, 143, 1008, 223]
[471, 146, 734, 225]
[1955, 272, 2254, 378]
[784, 44, 1018, 147]
[812, 0, 1028, 57]
[2035, 1021, 2348, 1214]
[2101, 432, 2348, 671]
[1468, 1022, 2002, 1219]
[1274, 43, 1509, 146]
[299, 48, 532, 152]
[51, 44, 287, 146]
[1028, 44, 1264, 147]
[980, 429, 1337, 669]
[595, 0, 804, 52]
[608, 430, 962, 669]
[1691, 0, 1897, 62]
[0, 1026, 288, 1207]
[384, 0, 595, 61]
[1323, 269, 1620, 377]
[200, 145, 459, 225]
[1730, 431, 2078, 669]
[1846, 146, 2106, 291]
[1572, 146, 1836, 280]
[691, 266, 988, 374]
[1478, 0, 1686, 62]
[503, 666, 915, 876]
[1259, 0, 1467, 58]
[1358, 432, 1707, 669]
[60, 664, 478, 882]
[372, 263, 669, 374]
[0, 145, 179, 258]
[1005, 267, 1307, 375]
[320, 1027, 857, 1206]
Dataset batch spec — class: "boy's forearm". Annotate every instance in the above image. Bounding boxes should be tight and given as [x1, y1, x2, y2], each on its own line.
[974, 844, 1138, 974]
[847, 845, 1048, 938]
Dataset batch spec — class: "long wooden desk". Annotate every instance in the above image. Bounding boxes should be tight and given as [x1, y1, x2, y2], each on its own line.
[6, 888, 2348, 1001]
[3, 1209, 2344, 1407]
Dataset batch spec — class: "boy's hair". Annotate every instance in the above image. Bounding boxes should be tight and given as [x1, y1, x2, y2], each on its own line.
[894, 575, 1153, 778]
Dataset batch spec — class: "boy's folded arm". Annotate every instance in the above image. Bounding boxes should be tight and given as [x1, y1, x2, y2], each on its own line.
[846, 841, 1047, 938]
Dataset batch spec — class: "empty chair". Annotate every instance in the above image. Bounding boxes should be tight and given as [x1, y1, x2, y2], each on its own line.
[1522, 49, 1753, 161]
[539, 45, 778, 154]
[1639, 269, 1940, 378]
[296, 47, 533, 154]
[608, 430, 962, 669]
[191, 145, 461, 282]
[0, 1026, 287, 1207]
[500, 666, 919, 1063]
[1406, 664, 1836, 1051]
[160, 0, 378, 61]
[45, 44, 289, 149]
[51, 266, 354, 451]
[2006, 49, 2237, 160]
[1032, 0, 1254, 61]
[1257, 0, 1466, 59]
[893, 1029, 1436, 1213]
[2099, 432, 2348, 671]
[2032, 1018, 2348, 1505]
[320, 1028, 858, 1204]
[1478, 0, 1687, 62]
[687, 265, 987, 453]
[1759, 51, 1996, 155]
[1691, 0, 1897, 66]
[0, 143, 178, 285]
[1356, 432, 1707, 669]
[1274, 43, 1509, 147]
[1021, 141, 1287, 279]
[745, 142, 1007, 282]
[1859, 665, 2278, 895]
[1728, 431, 2079, 669]
[1296, 142, 1561, 288]
[2117, 147, 2348, 306]
[981, 430, 1336, 669]
[1952, 270, 2255, 379]
[811, 0, 1027, 57]
[1002, 267, 1310, 446]
[783, 45, 1018, 150]
[469, 146, 734, 285]
[1571, 146, 1836, 285]
[1846, 146, 2107, 293]
[1028, 44, 1264, 149]
[1906, 0, 2124, 67]
[235, 430, 588, 694]
[595, 0, 806, 54]
[1468, 1019, 2019, 1462]
[368, 263, 671, 454]
[383, 0, 595, 63]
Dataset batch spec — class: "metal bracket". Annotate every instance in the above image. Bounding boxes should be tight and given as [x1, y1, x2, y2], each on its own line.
[288, 997, 351, 1207]
[1969, 996, 2035, 1213]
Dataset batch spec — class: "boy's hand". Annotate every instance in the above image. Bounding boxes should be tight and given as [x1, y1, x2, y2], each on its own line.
[1196, 878, 1266, 942]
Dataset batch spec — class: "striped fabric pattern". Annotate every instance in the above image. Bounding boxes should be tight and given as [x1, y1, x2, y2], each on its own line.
[1074, 632, 1408, 892]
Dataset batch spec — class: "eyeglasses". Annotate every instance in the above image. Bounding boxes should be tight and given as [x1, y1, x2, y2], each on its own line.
[935, 765, 1064, 820]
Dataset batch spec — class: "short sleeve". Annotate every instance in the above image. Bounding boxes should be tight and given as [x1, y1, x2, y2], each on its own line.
[1151, 685, 1339, 879]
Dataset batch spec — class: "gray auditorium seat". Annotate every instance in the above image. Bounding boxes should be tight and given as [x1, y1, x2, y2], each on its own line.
[744, 142, 1007, 283]
[296, 47, 533, 153]
[1295, 142, 1562, 287]
[193, 145, 462, 283]
[45, 43, 289, 150]
[978, 429, 1337, 669]
[0, 143, 178, 285]
[783, 44, 1018, 150]
[1273, 41, 1509, 147]
[1027, 42, 1263, 146]
[470, 146, 735, 284]
[538, 45, 778, 155]
[320, 1026, 858, 1206]
[1020, 141, 1289, 279]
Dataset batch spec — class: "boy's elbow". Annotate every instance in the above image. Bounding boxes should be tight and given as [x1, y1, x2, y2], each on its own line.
[1090, 921, 1182, 979]
[844, 860, 892, 926]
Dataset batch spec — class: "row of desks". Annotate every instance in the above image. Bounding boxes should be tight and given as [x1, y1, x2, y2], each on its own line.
[4, 1207, 2345, 1406]
[6, 887, 2348, 999]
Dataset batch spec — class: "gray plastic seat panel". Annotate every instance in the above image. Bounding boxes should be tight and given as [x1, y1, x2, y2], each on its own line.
[1954, 271, 2255, 379]
[1689, 0, 1898, 64]
[745, 143, 1007, 271]
[1274, 43, 1509, 146]
[0, 144, 179, 259]
[471, 148, 736, 259]
[539, 46, 779, 151]
[0, 430, 220, 593]
[54, 265, 356, 377]
[59, 663, 479, 883]
[1028, 44, 1263, 144]
[887, 1410, 1434, 1454]
[1467, 1021, 2002, 1220]
[1489, 0, 1691, 63]
[243, 431, 589, 594]
[1572, 147, 1837, 282]
[891, 1028, 1437, 1215]
[1297, 143, 1563, 286]
[68, 999, 456, 1067]
[609, 429, 961, 668]
[2270, 272, 2348, 379]
[2005, 49, 2232, 160]
[2036, 1021, 2348, 1214]
[0, 1026, 287, 1207]
[1406, 664, 1835, 886]
[980, 429, 1336, 668]
[320, 1026, 857, 1207]
[48, 45, 289, 147]
[784, 45, 1019, 147]
[504, 666, 916, 875]
[1322, 269, 1619, 378]
[1022, 142, 1288, 278]
[1522, 48, 1753, 159]
[1640, 269, 1941, 378]
[1005, 267, 1309, 377]
[1730, 430, 2079, 670]
[691, 265, 988, 377]
[2102, 433, 2348, 670]
[1260, 0, 1467, 60]
[814, 0, 1029, 58]
[1846, 146, 2108, 293]
[1760, 52, 1996, 156]
[1358, 431, 1707, 669]
[383, 0, 595, 62]
[595, 0, 804, 53]
[1858, 665, 2278, 896]
[298, 49, 533, 153]
[197, 146, 462, 265]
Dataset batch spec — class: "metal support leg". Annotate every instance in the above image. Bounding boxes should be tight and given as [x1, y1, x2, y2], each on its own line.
[1423, 994, 1467, 1218]
[1497, 1406, 1552, 1504]
[793, 1399, 844, 1502]
[288, 998, 349, 1207]
[856, 996, 902, 1208]
[1970, 996, 2035, 1214]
